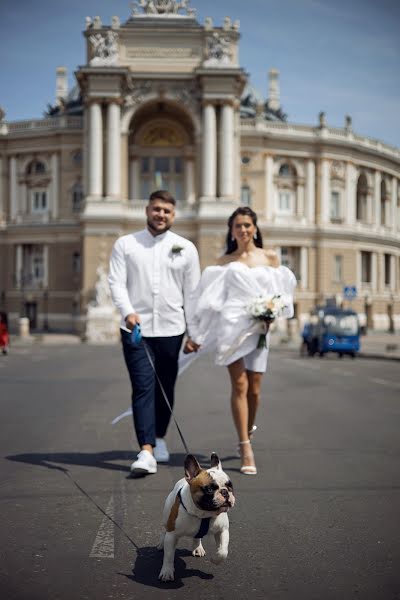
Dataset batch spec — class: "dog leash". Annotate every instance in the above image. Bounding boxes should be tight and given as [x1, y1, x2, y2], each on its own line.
[141, 338, 190, 455]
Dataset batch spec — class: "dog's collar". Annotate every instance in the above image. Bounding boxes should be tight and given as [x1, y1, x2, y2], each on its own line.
[177, 488, 211, 539]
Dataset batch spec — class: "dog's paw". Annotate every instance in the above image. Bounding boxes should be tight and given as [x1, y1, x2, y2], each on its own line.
[192, 545, 206, 557]
[158, 567, 175, 582]
[211, 551, 228, 565]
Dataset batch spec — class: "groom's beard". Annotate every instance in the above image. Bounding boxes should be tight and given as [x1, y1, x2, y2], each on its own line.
[147, 219, 172, 236]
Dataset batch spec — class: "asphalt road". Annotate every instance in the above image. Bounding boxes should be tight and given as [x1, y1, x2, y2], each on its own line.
[0, 344, 399, 600]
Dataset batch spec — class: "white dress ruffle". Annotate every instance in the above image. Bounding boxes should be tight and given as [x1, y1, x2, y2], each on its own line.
[179, 262, 297, 373]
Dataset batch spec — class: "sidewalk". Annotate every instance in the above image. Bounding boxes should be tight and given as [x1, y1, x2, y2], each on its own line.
[8, 330, 400, 361]
[269, 329, 400, 361]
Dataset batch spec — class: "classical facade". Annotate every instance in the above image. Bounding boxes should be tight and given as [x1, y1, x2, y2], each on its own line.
[0, 0, 399, 335]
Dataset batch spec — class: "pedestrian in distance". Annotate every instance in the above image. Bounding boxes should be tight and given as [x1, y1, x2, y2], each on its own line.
[184, 207, 296, 475]
[0, 311, 10, 355]
[108, 190, 201, 476]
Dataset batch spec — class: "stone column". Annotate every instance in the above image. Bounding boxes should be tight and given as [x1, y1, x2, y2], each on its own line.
[202, 102, 217, 198]
[371, 252, 377, 292]
[51, 153, 59, 219]
[106, 101, 121, 198]
[185, 157, 195, 205]
[129, 158, 139, 200]
[10, 156, 18, 220]
[391, 177, 398, 232]
[374, 170, 381, 227]
[300, 246, 308, 290]
[297, 183, 305, 220]
[265, 155, 274, 220]
[305, 159, 315, 223]
[88, 101, 103, 197]
[220, 102, 234, 197]
[345, 162, 356, 226]
[16, 244, 23, 287]
[390, 255, 396, 292]
[320, 159, 330, 224]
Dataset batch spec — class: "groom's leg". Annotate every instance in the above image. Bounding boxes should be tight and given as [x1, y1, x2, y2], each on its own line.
[121, 330, 156, 447]
[148, 335, 184, 438]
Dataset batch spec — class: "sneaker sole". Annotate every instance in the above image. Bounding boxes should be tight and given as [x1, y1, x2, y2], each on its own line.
[130, 467, 157, 475]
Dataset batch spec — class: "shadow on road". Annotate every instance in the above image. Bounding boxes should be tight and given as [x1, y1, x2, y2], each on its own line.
[118, 545, 214, 590]
[5, 449, 134, 473]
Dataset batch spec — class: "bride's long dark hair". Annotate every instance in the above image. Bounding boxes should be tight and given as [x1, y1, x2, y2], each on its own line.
[225, 206, 264, 255]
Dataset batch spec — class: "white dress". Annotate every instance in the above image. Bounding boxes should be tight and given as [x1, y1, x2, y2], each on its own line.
[180, 262, 297, 374]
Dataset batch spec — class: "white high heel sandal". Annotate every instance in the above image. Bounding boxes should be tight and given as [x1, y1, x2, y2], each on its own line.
[236, 425, 257, 457]
[239, 440, 257, 475]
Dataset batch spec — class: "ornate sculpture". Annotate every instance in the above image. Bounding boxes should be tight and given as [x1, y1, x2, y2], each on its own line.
[92, 265, 113, 307]
[89, 31, 119, 66]
[204, 32, 232, 66]
[131, 0, 195, 16]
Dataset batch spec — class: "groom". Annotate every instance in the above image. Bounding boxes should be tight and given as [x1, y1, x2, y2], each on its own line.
[108, 190, 201, 476]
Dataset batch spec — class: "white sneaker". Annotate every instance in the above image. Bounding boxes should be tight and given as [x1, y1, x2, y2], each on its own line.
[153, 438, 170, 463]
[130, 450, 157, 476]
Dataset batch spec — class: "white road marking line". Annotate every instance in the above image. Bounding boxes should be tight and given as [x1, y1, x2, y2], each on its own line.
[369, 377, 400, 389]
[89, 495, 115, 559]
[283, 358, 322, 371]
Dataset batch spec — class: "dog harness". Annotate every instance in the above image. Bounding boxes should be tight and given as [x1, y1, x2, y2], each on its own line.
[177, 488, 211, 538]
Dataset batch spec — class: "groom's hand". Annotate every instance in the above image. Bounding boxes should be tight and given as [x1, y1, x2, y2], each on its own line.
[183, 338, 201, 354]
[125, 313, 141, 331]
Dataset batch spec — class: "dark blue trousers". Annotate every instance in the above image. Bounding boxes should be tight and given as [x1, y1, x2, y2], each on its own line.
[121, 330, 184, 447]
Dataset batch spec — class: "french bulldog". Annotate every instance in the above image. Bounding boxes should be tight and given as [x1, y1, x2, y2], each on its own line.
[158, 452, 235, 582]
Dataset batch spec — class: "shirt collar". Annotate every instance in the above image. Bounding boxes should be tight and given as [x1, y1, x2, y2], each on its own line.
[143, 228, 171, 244]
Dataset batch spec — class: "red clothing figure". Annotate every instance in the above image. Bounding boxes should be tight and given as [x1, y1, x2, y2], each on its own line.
[0, 312, 9, 355]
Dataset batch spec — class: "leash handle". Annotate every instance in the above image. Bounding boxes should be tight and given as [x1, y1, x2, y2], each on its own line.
[142, 339, 190, 455]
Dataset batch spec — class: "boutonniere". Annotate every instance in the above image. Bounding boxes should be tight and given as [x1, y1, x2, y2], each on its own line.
[171, 244, 184, 256]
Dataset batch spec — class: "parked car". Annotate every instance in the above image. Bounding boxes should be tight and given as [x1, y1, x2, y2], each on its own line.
[302, 306, 360, 358]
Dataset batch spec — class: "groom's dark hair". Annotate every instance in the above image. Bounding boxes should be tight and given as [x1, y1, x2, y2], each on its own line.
[149, 190, 176, 206]
[225, 206, 263, 254]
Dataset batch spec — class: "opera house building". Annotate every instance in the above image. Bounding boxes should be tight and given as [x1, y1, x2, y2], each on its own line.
[0, 0, 399, 336]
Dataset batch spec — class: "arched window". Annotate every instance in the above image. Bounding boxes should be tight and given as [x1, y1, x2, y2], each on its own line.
[240, 184, 251, 206]
[26, 160, 46, 175]
[380, 179, 387, 226]
[277, 163, 297, 215]
[72, 182, 84, 212]
[356, 173, 368, 222]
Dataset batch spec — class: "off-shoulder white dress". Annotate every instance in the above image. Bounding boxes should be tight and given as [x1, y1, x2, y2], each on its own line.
[180, 262, 297, 374]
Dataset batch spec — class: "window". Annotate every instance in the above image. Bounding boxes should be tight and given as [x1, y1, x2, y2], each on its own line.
[139, 156, 184, 202]
[356, 173, 368, 222]
[361, 251, 372, 284]
[333, 255, 343, 282]
[72, 183, 84, 212]
[279, 164, 295, 177]
[278, 191, 293, 214]
[330, 191, 341, 220]
[384, 254, 391, 286]
[18, 244, 46, 288]
[31, 190, 48, 213]
[73, 252, 81, 274]
[281, 247, 300, 280]
[241, 185, 251, 206]
[27, 160, 46, 175]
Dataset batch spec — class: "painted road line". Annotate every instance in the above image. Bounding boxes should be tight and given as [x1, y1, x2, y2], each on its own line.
[369, 377, 400, 389]
[89, 495, 115, 559]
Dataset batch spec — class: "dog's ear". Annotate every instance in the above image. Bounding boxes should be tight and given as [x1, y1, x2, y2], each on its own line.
[210, 452, 222, 470]
[184, 454, 202, 481]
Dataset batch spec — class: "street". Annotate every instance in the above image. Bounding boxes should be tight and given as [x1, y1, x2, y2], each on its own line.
[1, 344, 399, 600]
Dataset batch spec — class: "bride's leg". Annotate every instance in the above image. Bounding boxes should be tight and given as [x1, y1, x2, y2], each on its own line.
[227, 359, 249, 442]
[227, 361, 256, 473]
[246, 370, 263, 435]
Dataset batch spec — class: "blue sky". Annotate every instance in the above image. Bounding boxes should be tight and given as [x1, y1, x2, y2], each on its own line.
[1, 0, 399, 147]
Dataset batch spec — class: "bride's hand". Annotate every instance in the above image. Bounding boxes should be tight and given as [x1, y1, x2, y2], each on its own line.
[183, 338, 201, 354]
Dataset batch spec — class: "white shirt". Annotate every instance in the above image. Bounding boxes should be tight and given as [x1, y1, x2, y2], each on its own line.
[108, 228, 201, 337]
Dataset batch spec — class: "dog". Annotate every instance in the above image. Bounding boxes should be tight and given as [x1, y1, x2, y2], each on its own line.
[158, 452, 235, 582]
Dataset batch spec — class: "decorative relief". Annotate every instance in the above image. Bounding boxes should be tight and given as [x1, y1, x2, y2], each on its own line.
[89, 31, 119, 66]
[331, 160, 345, 179]
[131, 0, 196, 17]
[124, 79, 201, 113]
[204, 32, 233, 67]
[142, 125, 184, 146]
[126, 47, 199, 59]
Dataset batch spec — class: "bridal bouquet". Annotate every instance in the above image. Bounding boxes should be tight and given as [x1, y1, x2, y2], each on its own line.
[247, 294, 288, 348]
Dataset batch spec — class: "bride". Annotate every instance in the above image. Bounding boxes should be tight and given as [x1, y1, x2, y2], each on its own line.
[184, 207, 296, 475]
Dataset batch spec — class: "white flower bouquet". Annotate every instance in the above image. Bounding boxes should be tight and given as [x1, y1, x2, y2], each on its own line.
[247, 294, 289, 348]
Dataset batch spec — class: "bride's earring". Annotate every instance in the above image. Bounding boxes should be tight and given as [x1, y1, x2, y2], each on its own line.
[253, 232, 258, 239]
[231, 235, 235, 241]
